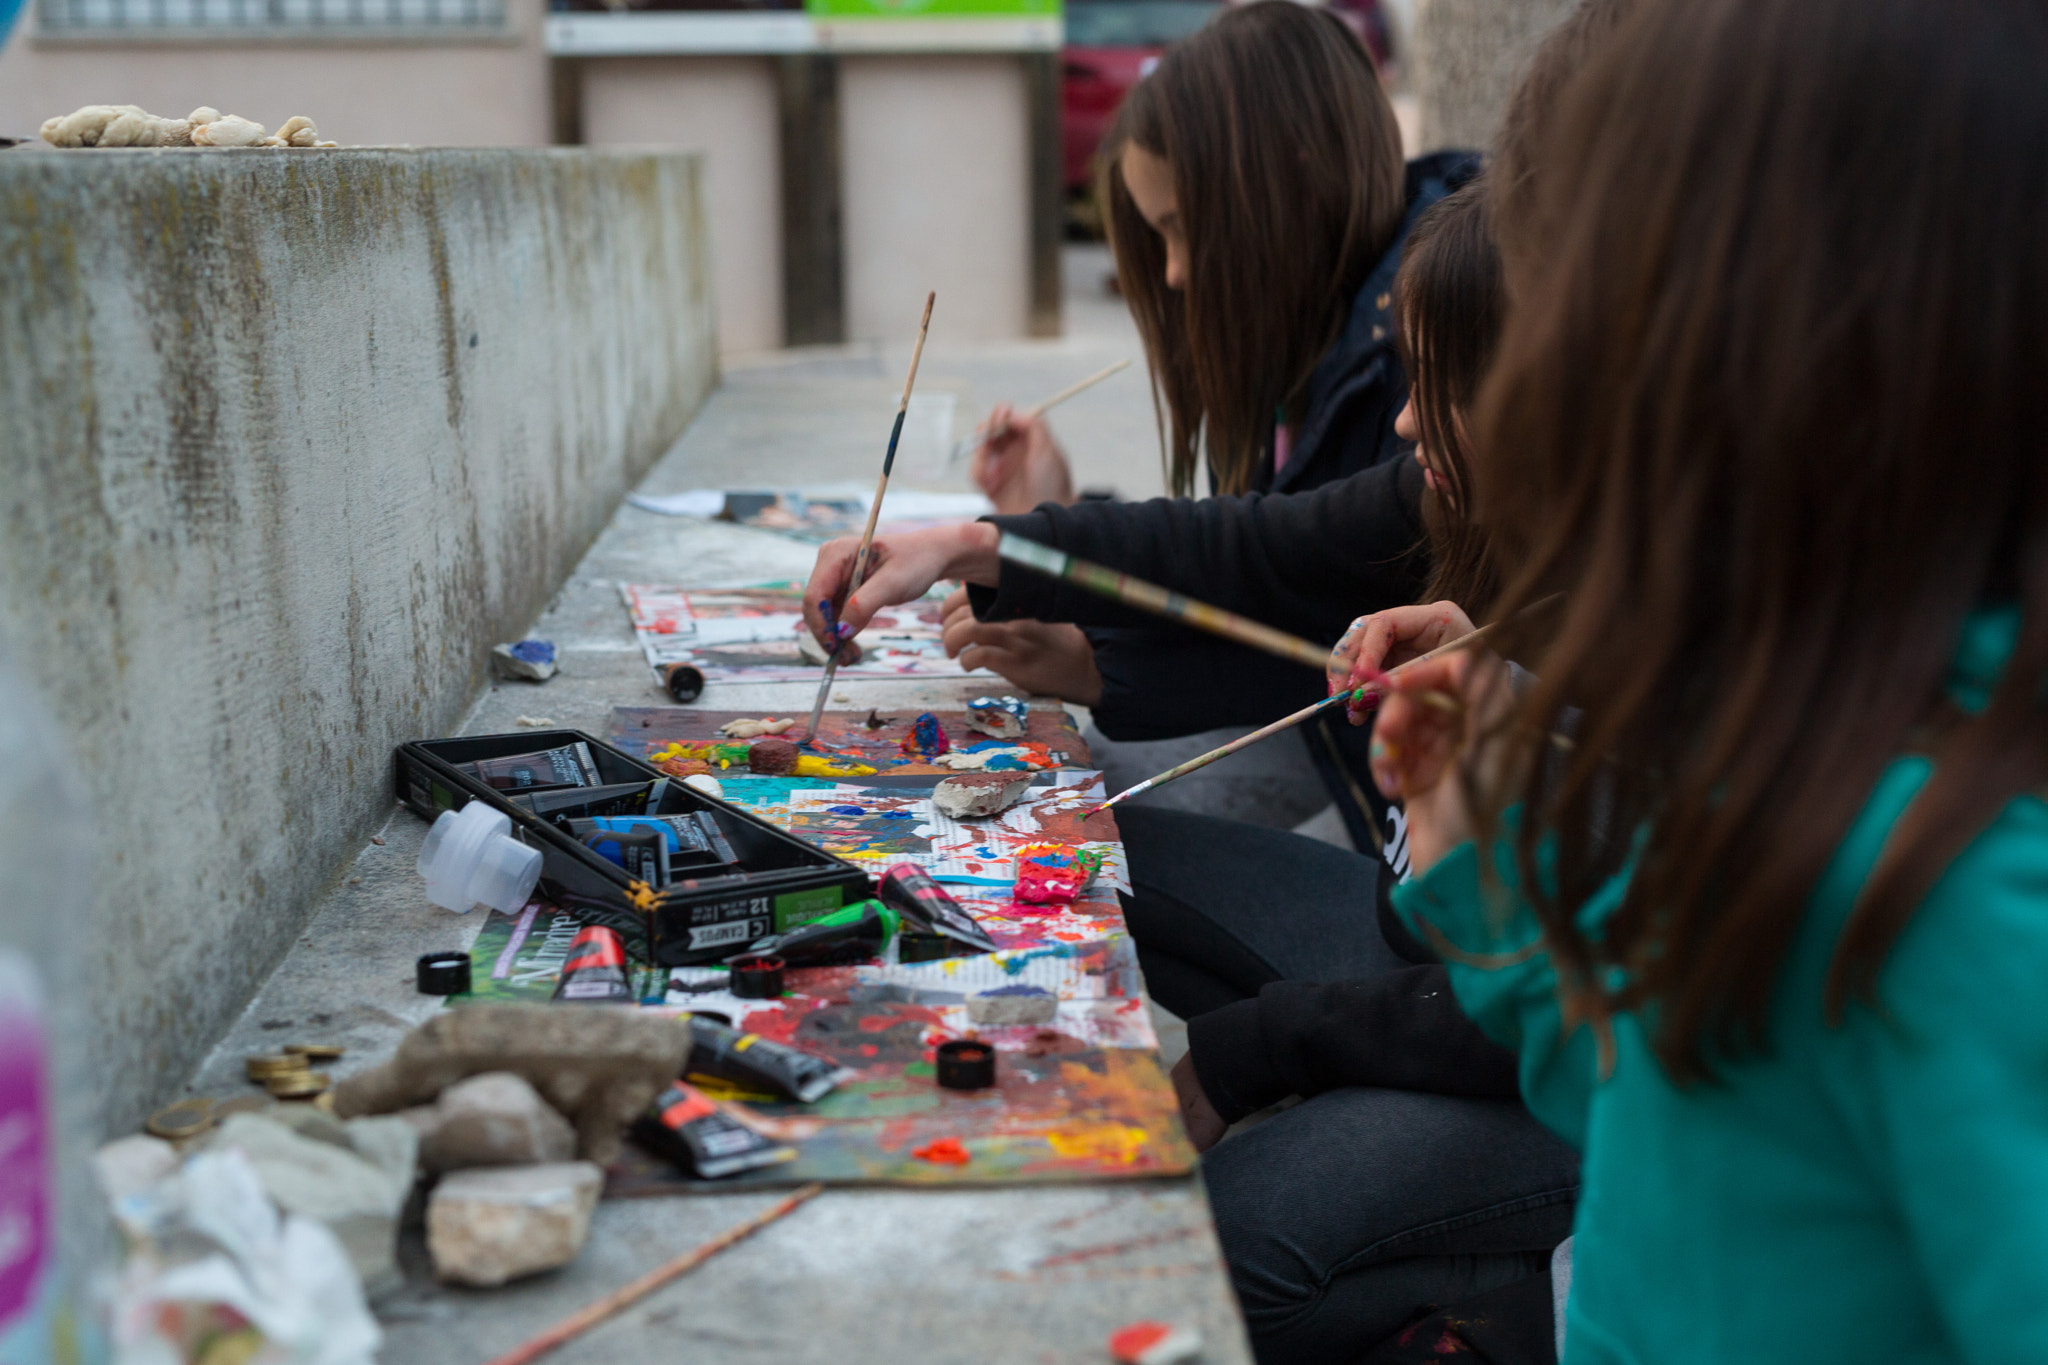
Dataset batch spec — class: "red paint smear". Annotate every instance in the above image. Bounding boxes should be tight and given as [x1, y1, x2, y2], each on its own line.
[913, 1136, 972, 1165]
[1108, 1322, 1172, 1362]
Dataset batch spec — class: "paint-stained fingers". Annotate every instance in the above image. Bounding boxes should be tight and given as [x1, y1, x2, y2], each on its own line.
[1328, 615, 1371, 695]
[801, 537, 863, 649]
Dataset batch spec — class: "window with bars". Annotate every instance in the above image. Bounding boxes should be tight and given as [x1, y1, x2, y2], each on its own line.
[36, 0, 506, 34]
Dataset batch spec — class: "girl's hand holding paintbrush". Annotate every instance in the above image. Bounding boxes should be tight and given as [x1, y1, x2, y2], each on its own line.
[1368, 646, 1518, 878]
[801, 522, 1001, 651]
[971, 406, 1074, 516]
[1328, 602, 1479, 725]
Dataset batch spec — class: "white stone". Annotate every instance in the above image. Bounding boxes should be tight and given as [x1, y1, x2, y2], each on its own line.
[415, 1071, 577, 1172]
[427, 1162, 604, 1287]
[94, 1134, 179, 1202]
[211, 1113, 406, 1292]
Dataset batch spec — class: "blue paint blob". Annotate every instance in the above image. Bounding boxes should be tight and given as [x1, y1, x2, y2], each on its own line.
[878, 811, 914, 820]
[826, 805, 867, 816]
[508, 639, 556, 665]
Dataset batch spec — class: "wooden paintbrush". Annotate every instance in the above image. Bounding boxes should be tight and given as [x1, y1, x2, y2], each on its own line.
[947, 358, 1133, 464]
[1086, 622, 1503, 817]
[997, 532, 1333, 671]
[803, 292, 937, 743]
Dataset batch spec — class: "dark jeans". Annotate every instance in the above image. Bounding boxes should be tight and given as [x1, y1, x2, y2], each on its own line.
[1117, 806, 1580, 1364]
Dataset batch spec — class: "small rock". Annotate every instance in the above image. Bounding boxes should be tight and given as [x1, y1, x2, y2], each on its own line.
[344, 1115, 422, 1196]
[683, 774, 724, 799]
[967, 985, 1058, 1027]
[94, 1134, 179, 1202]
[933, 772, 1031, 820]
[211, 1113, 406, 1292]
[514, 715, 556, 728]
[491, 640, 558, 682]
[966, 695, 1028, 739]
[747, 737, 800, 775]
[427, 1162, 603, 1287]
[413, 1072, 577, 1172]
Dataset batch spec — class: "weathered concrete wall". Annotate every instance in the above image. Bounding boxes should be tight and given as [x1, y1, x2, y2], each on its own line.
[0, 147, 715, 1134]
[1409, 0, 1576, 153]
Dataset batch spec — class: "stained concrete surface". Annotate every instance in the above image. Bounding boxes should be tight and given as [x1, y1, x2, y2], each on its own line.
[1410, 0, 1577, 152]
[0, 147, 717, 1135]
[181, 244, 1270, 1362]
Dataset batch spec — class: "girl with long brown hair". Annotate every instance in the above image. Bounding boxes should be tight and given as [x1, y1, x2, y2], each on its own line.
[947, 1, 1475, 845]
[1374, 0, 2048, 1358]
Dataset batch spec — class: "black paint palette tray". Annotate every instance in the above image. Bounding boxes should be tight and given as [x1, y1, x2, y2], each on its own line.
[395, 729, 873, 966]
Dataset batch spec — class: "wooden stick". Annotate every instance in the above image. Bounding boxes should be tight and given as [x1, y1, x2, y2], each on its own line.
[482, 1183, 826, 1365]
[804, 293, 937, 741]
[1088, 622, 1503, 816]
[949, 358, 1133, 464]
[998, 533, 1332, 672]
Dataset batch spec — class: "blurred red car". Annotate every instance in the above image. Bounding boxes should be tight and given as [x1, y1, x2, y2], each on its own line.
[1062, 0, 1394, 209]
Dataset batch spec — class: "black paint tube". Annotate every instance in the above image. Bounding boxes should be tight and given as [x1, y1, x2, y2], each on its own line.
[514, 779, 669, 826]
[879, 864, 998, 954]
[631, 1082, 796, 1179]
[686, 1015, 842, 1104]
[461, 742, 600, 793]
[742, 900, 897, 968]
[552, 924, 636, 1003]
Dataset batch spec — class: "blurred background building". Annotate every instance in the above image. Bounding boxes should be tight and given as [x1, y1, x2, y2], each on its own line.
[0, 0, 1561, 351]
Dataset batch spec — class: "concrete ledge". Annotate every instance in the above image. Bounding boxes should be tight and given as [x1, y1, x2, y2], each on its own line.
[0, 146, 716, 1133]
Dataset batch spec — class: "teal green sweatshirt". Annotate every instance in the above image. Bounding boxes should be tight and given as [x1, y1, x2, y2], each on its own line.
[1392, 608, 2048, 1364]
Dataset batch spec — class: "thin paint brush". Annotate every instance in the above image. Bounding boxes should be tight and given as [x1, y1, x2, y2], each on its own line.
[998, 532, 1332, 672]
[947, 357, 1134, 464]
[803, 292, 937, 742]
[1086, 622, 1502, 817]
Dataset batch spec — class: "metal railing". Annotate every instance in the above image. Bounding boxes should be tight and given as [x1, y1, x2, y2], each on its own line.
[36, 0, 506, 35]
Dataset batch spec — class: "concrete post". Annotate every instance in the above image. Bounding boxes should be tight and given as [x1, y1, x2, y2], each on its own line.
[1408, 0, 1577, 153]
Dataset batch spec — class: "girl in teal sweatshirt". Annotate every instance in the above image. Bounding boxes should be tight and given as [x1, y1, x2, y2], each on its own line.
[1363, 0, 2048, 1361]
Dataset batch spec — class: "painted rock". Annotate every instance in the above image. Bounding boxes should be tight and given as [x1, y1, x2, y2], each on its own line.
[932, 772, 1031, 820]
[490, 639, 557, 682]
[966, 985, 1057, 1027]
[966, 695, 1028, 739]
[747, 737, 801, 775]
[1012, 842, 1103, 905]
[899, 712, 951, 758]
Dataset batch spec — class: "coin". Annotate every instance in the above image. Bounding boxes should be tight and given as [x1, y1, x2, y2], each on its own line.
[144, 1099, 214, 1141]
[264, 1071, 329, 1099]
[245, 1052, 305, 1081]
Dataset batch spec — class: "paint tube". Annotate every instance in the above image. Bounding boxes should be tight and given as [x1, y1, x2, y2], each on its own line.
[461, 742, 600, 793]
[566, 813, 740, 885]
[631, 1081, 796, 1179]
[552, 924, 636, 1002]
[741, 899, 898, 968]
[511, 779, 668, 826]
[686, 1015, 842, 1104]
[878, 864, 998, 953]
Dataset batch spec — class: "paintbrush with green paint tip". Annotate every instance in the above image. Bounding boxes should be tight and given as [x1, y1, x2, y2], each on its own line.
[1084, 623, 1504, 817]
[802, 291, 937, 743]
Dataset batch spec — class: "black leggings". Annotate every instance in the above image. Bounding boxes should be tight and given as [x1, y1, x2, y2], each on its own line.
[1116, 806, 1579, 1364]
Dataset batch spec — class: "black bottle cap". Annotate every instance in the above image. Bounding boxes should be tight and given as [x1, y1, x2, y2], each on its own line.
[416, 951, 472, 996]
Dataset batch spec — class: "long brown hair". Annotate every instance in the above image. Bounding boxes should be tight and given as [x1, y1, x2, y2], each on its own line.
[1102, 1, 1406, 497]
[1468, 0, 2048, 1082]
[1394, 181, 1505, 613]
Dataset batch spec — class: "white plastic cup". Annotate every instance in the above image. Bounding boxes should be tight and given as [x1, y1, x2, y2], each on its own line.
[417, 801, 543, 913]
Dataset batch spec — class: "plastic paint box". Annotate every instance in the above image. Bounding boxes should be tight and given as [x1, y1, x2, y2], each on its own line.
[394, 730, 872, 966]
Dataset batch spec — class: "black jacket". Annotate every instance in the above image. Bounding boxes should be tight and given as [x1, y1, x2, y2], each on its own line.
[972, 463, 1521, 1121]
[971, 152, 1511, 1123]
